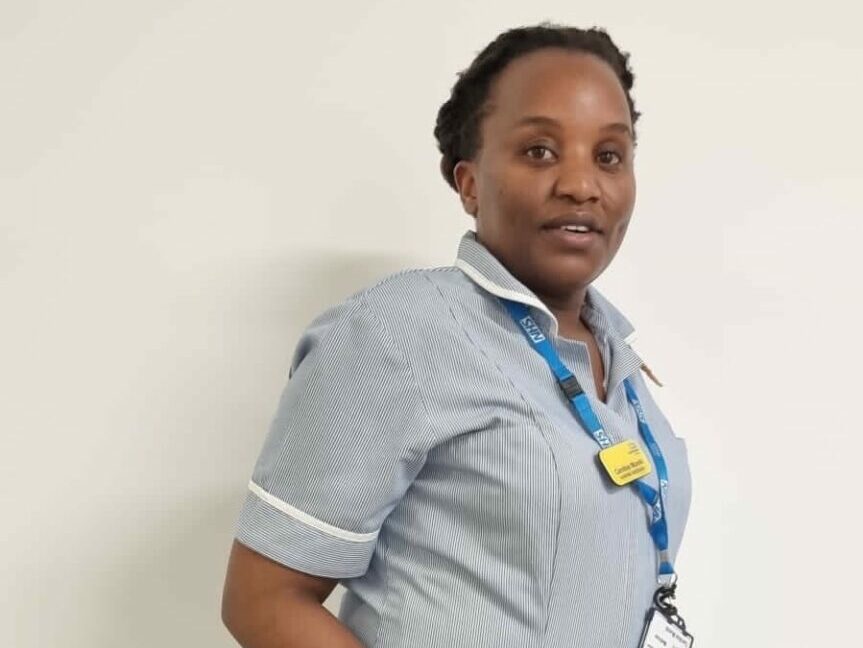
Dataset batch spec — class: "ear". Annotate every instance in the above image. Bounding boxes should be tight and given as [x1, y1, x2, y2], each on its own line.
[453, 160, 478, 218]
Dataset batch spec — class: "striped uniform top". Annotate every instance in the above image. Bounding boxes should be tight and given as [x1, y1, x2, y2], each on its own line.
[235, 230, 692, 647]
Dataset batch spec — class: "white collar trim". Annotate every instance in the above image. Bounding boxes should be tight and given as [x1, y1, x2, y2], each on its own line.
[455, 258, 560, 337]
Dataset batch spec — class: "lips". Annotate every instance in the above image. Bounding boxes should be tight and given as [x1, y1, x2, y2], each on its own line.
[542, 213, 603, 234]
[542, 227, 601, 250]
[540, 213, 603, 251]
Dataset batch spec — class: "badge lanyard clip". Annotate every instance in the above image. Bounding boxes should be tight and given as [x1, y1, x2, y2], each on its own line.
[653, 581, 689, 633]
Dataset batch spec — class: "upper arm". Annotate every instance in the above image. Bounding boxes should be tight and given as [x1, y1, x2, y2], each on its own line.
[222, 540, 371, 648]
[222, 540, 337, 613]
[233, 296, 436, 579]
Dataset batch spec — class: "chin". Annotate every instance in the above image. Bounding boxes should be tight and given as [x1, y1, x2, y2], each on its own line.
[546, 257, 600, 282]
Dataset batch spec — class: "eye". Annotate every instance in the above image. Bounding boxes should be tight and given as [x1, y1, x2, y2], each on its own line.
[524, 145, 557, 162]
[597, 149, 623, 166]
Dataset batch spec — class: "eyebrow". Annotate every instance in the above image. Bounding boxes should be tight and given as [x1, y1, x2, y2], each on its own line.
[514, 115, 562, 129]
[601, 122, 634, 138]
[513, 115, 633, 139]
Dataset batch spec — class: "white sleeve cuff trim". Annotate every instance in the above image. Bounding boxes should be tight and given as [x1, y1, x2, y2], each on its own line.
[248, 480, 379, 544]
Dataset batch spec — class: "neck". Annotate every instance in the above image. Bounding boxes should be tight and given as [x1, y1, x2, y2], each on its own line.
[535, 286, 591, 339]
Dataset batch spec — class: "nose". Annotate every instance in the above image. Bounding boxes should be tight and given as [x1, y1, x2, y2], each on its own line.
[553, 153, 601, 203]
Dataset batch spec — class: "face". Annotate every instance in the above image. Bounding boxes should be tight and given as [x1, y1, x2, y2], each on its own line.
[453, 48, 636, 304]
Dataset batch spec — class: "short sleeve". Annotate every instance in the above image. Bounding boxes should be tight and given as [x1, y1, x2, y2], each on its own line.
[234, 296, 436, 578]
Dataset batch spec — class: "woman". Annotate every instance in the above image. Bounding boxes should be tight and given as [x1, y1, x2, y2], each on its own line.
[222, 23, 692, 648]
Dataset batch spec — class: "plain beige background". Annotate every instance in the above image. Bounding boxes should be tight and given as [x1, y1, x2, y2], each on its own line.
[2, 1, 861, 646]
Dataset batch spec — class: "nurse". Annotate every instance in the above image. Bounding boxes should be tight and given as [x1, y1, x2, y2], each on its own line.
[222, 23, 692, 648]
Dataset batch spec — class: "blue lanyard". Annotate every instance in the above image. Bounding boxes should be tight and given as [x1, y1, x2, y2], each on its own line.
[501, 299, 675, 582]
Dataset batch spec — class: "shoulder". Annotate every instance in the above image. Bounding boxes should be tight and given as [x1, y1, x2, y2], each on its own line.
[289, 266, 469, 371]
[318, 265, 474, 326]
[357, 265, 468, 310]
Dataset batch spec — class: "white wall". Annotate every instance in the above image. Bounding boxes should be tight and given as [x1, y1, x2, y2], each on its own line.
[2, 1, 860, 646]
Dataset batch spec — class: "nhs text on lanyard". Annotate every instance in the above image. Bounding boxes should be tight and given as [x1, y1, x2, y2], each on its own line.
[501, 299, 694, 647]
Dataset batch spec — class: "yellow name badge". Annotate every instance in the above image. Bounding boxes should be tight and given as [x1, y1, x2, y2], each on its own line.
[599, 440, 653, 486]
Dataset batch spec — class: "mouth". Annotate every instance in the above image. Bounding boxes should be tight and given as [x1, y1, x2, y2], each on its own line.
[541, 214, 603, 235]
[540, 217, 603, 250]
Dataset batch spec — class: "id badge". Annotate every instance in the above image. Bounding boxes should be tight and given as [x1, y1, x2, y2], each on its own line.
[598, 439, 652, 486]
[638, 607, 694, 648]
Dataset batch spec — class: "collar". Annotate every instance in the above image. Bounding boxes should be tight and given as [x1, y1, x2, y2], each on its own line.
[454, 230, 638, 344]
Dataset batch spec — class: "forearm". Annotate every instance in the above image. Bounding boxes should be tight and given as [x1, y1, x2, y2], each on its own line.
[223, 589, 364, 648]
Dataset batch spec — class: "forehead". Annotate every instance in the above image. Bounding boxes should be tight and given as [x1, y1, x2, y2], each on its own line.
[482, 48, 631, 131]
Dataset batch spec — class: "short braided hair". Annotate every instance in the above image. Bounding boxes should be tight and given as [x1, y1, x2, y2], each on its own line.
[433, 22, 640, 191]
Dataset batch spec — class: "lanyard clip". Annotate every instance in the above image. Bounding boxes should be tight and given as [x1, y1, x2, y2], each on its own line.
[653, 578, 688, 632]
[559, 375, 583, 399]
[657, 571, 677, 588]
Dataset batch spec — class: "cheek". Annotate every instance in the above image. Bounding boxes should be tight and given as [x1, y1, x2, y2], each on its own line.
[604, 175, 636, 217]
[498, 166, 551, 212]
[498, 181, 535, 214]
[602, 177, 635, 243]
[614, 218, 631, 243]
[480, 166, 545, 223]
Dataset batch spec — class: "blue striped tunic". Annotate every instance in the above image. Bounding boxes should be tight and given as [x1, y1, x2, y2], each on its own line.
[235, 230, 692, 647]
